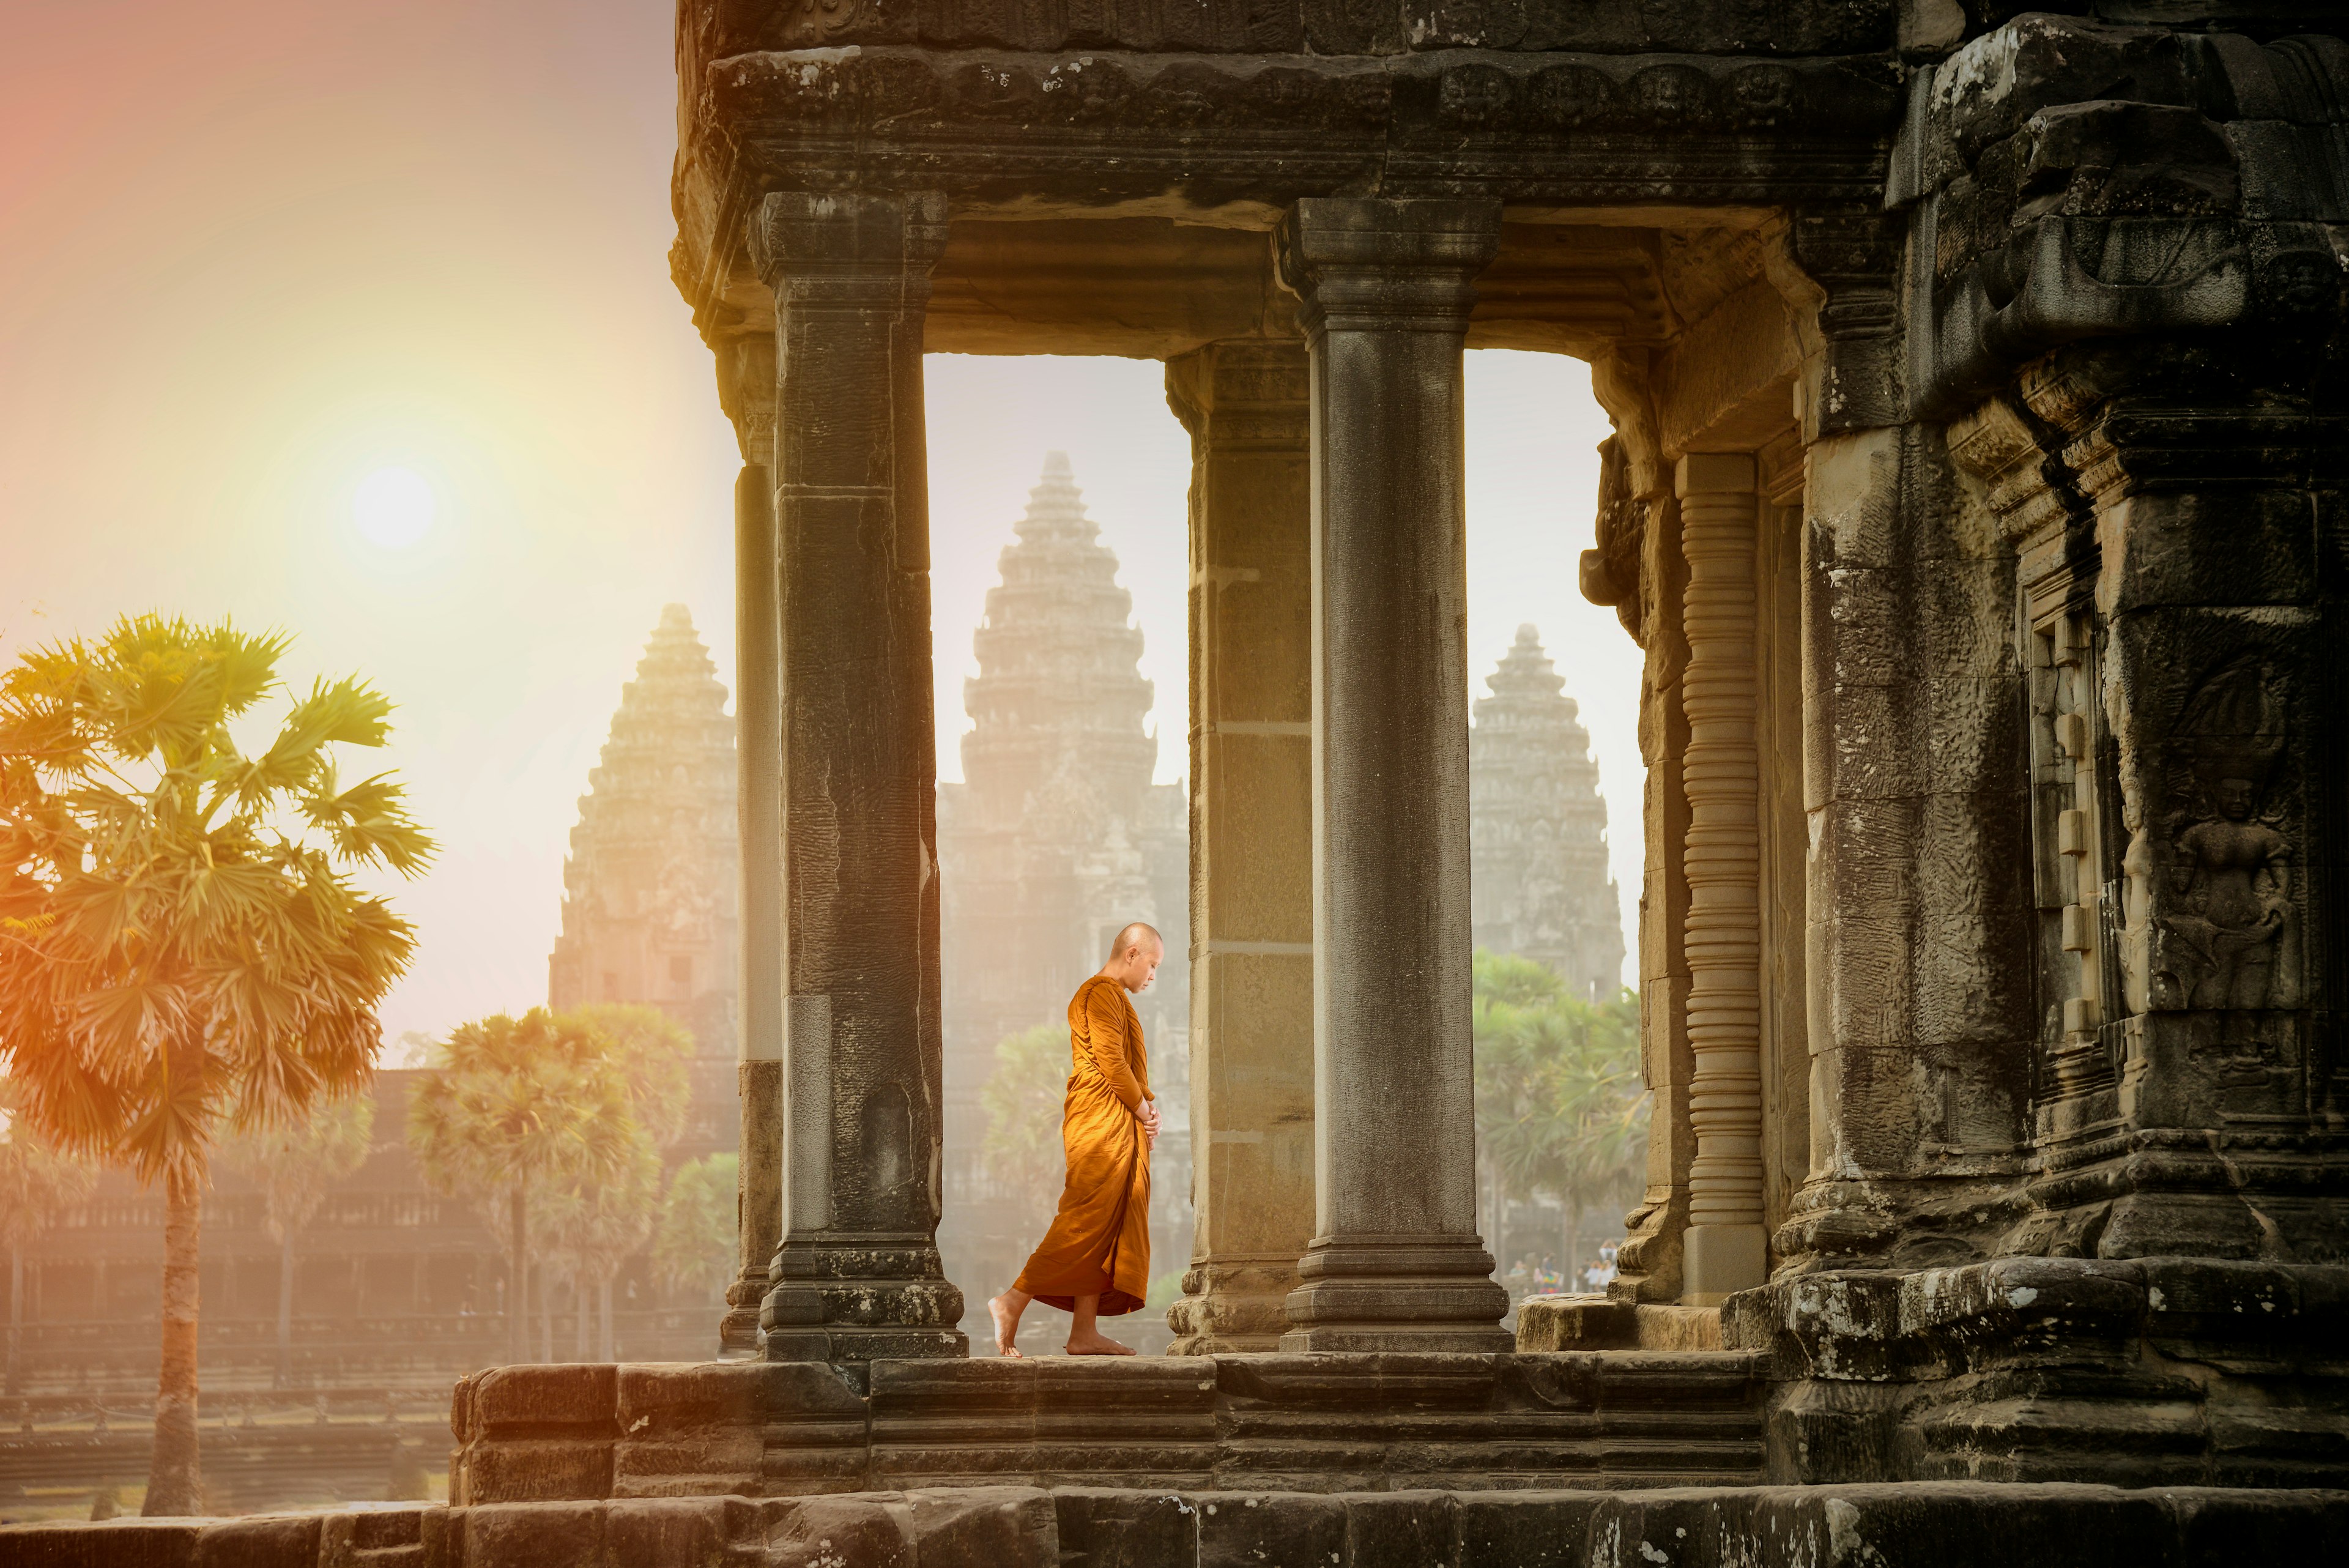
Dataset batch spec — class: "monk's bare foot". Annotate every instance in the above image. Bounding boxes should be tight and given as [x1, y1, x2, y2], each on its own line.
[987, 1295, 1024, 1358]
[1064, 1328, 1135, 1356]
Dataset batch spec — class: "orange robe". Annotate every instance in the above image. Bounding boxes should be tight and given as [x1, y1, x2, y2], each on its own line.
[1012, 974, 1153, 1315]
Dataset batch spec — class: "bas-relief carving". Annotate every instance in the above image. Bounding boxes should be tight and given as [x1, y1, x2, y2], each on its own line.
[2148, 655, 2295, 1017]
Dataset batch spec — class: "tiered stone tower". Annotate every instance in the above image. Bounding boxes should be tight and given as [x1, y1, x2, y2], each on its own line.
[1469, 625, 1624, 1001]
[936, 453, 1189, 1349]
[547, 603, 740, 1065]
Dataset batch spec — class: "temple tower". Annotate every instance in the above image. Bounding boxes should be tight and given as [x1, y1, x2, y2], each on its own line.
[1470, 625, 1624, 1001]
[936, 453, 1189, 1347]
[547, 603, 741, 1061]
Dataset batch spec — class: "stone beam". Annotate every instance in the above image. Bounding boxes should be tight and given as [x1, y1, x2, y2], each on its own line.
[1276, 196, 1510, 1354]
[1163, 338, 1316, 1354]
[749, 190, 966, 1371]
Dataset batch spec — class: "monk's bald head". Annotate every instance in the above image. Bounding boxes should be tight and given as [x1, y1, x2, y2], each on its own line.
[1102, 922, 1164, 993]
[1109, 922, 1162, 962]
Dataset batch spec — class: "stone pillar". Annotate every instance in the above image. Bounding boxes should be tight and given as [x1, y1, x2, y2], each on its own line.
[1674, 453, 1768, 1302]
[1275, 197, 1511, 1354]
[724, 448, 785, 1357]
[1162, 338, 1316, 1354]
[750, 190, 965, 1370]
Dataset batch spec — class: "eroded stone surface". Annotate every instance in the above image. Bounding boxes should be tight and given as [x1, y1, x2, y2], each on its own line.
[10, 1482, 2347, 1567]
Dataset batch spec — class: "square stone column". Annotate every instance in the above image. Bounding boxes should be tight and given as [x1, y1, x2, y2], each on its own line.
[725, 455, 787, 1355]
[1274, 198, 1511, 1354]
[716, 332, 785, 1357]
[1162, 338, 1316, 1354]
[1673, 453, 1768, 1303]
[749, 190, 965, 1369]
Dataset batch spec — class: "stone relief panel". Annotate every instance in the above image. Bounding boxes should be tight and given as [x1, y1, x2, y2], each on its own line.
[2148, 653, 2296, 1016]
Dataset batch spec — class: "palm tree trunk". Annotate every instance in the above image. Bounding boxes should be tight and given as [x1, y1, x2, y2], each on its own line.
[6, 1246, 21, 1397]
[538, 1262, 553, 1363]
[572, 1277, 590, 1361]
[1565, 1203, 1582, 1291]
[273, 1229, 294, 1389]
[507, 1186, 527, 1366]
[598, 1276, 614, 1363]
[143, 1165, 203, 1515]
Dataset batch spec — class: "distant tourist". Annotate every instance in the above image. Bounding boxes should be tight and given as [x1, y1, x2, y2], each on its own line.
[987, 923, 1165, 1356]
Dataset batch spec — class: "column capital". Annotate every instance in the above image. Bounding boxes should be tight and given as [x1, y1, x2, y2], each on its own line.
[1675, 451, 1757, 497]
[748, 190, 950, 295]
[1275, 198, 1502, 336]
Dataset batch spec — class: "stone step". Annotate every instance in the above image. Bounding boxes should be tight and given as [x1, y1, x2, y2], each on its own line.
[450, 1351, 1769, 1503]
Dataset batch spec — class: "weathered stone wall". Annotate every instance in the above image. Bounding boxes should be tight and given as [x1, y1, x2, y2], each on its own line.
[10, 1480, 2347, 1567]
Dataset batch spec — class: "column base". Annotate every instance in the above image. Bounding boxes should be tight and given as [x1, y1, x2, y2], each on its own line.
[1680, 1223, 1768, 1304]
[1165, 1259, 1300, 1354]
[761, 1236, 968, 1369]
[1278, 1235, 1512, 1354]
[718, 1273, 765, 1358]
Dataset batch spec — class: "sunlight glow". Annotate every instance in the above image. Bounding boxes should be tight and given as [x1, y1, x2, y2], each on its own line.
[352, 466, 436, 548]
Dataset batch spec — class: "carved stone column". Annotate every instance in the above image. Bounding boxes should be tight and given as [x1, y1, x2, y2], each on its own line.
[1163, 338, 1316, 1354]
[750, 190, 965, 1370]
[1674, 453, 1768, 1302]
[717, 333, 784, 1358]
[1275, 198, 1511, 1353]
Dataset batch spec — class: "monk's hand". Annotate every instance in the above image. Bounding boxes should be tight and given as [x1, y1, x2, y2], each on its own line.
[1139, 1099, 1160, 1146]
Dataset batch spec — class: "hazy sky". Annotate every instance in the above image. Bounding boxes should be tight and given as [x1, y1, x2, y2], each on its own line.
[1, 2, 1639, 1053]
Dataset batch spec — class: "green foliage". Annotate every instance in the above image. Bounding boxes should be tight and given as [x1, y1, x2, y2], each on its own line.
[560, 1003, 696, 1149]
[217, 1091, 374, 1244]
[979, 1022, 1069, 1216]
[535, 1135, 662, 1296]
[1472, 950, 1647, 1243]
[653, 1152, 738, 1300]
[0, 614, 430, 1181]
[404, 1009, 637, 1213]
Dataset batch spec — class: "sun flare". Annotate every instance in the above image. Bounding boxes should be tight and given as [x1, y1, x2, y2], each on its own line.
[352, 466, 436, 549]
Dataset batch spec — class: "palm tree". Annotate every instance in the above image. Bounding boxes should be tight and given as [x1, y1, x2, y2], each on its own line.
[980, 1022, 1072, 1216]
[217, 1091, 374, 1387]
[0, 1081, 98, 1395]
[406, 1010, 635, 1365]
[536, 1135, 660, 1361]
[653, 1151, 739, 1309]
[562, 1003, 695, 1147]
[0, 615, 429, 1515]
[1472, 951, 1647, 1284]
[530, 1005, 692, 1361]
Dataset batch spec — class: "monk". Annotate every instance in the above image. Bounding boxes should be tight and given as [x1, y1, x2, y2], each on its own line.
[987, 922, 1163, 1356]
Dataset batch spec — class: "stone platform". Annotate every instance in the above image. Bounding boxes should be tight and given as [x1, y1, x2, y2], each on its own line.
[448, 1353, 1767, 1502]
[7, 1481, 2347, 1567]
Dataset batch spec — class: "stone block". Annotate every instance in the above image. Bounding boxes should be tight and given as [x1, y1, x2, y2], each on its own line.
[2173, 1486, 2349, 1564]
[1765, 1482, 2180, 1568]
[901, 1488, 1058, 1568]
[0, 1520, 206, 1568]
[459, 1503, 606, 1568]
[2101, 488, 2320, 612]
[1453, 1490, 1603, 1568]
[317, 1505, 433, 1568]
[467, 1365, 618, 1437]
[755, 1494, 911, 1567]
[460, 1440, 616, 1505]
[599, 1497, 734, 1567]
[1195, 1493, 1343, 1568]
[1052, 1488, 1198, 1568]
[1516, 1296, 1636, 1351]
[190, 1515, 321, 1568]
[1340, 1491, 1455, 1568]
